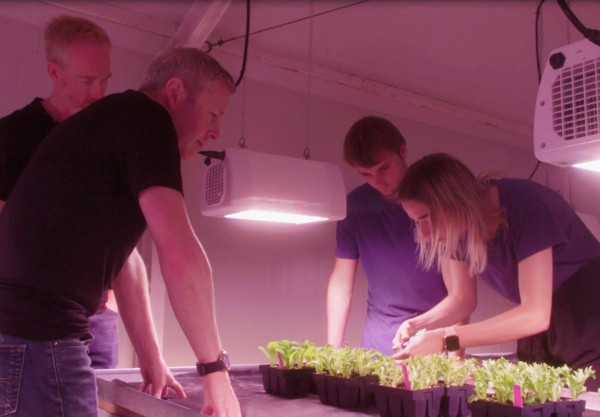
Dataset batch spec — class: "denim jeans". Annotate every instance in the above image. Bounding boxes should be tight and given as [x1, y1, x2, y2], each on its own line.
[88, 308, 119, 369]
[0, 332, 97, 417]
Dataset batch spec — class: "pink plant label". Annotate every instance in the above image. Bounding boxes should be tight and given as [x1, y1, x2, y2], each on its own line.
[277, 352, 285, 369]
[513, 384, 523, 408]
[401, 364, 411, 390]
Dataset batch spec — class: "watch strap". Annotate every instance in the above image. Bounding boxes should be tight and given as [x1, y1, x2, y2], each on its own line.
[196, 351, 230, 376]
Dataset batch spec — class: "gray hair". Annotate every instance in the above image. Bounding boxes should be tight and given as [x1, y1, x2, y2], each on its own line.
[139, 47, 236, 98]
[45, 15, 111, 64]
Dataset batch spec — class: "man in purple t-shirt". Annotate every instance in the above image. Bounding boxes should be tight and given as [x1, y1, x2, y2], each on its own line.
[326, 116, 450, 355]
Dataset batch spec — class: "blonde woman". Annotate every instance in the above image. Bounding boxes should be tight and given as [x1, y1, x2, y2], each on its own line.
[393, 153, 600, 390]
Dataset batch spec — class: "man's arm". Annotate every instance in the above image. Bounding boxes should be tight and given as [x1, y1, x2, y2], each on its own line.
[326, 257, 358, 347]
[111, 248, 185, 399]
[138, 186, 240, 417]
[0, 200, 5, 213]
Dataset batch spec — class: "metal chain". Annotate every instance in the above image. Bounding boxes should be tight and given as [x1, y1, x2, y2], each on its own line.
[239, 76, 248, 149]
[304, 0, 314, 160]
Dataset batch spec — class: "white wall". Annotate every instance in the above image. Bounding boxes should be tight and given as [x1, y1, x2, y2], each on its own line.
[158, 73, 531, 365]
[2, 9, 598, 369]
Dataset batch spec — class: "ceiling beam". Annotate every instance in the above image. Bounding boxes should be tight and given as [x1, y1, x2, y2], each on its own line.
[39, 0, 177, 37]
[170, 0, 232, 48]
[213, 40, 533, 150]
[214, 41, 533, 148]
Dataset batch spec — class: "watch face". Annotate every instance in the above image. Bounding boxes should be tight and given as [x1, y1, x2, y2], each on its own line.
[445, 335, 460, 352]
[221, 351, 231, 370]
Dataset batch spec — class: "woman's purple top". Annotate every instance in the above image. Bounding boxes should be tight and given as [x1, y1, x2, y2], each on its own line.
[480, 178, 600, 303]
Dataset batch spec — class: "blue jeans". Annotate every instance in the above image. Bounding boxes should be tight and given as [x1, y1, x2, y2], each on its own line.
[88, 308, 119, 369]
[0, 332, 97, 417]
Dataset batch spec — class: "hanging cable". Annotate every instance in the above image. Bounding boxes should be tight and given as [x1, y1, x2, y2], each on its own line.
[234, 0, 251, 86]
[534, 0, 548, 83]
[556, 0, 600, 46]
[528, 161, 542, 180]
[528, 0, 547, 180]
[304, 0, 314, 160]
[206, 0, 370, 51]
[239, 76, 248, 149]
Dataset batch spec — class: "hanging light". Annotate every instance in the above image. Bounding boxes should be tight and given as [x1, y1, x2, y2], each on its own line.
[200, 1, 346, 224]
[200, 147, 346, 224]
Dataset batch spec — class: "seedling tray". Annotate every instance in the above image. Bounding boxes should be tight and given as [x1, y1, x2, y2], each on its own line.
[313, 373, 378, 410]
[258, 364, 315, 398]
[469, 400, 555, 417]
[441, 385, 475, 417]
[371, 384, 444, 417]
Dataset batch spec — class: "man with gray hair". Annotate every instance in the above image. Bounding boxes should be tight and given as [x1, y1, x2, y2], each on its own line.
[0, 14, 183, 394]
[0, 46, 240, 416]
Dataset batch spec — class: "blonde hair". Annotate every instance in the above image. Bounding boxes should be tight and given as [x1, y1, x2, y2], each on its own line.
[397, 153, 505, 276]
[44, 15, 111, 64]
[139, 47, 236, 100]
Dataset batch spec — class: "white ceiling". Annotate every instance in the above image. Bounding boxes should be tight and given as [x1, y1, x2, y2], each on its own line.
[3, 0, 600, 150]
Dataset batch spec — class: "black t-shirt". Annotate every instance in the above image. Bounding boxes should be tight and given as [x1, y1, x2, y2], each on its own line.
[0, 90, 183, 340]
[0, 98, 58, 200]
[0, 98, 111, 315]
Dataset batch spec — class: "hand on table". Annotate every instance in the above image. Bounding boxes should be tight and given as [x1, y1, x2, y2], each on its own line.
[202, 371, 242, 417]
[139, 357, 186, 399]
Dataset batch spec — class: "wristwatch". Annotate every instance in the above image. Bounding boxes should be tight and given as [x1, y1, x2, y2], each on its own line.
[196, 350, 231, 376]
[443, 327, 460, 352]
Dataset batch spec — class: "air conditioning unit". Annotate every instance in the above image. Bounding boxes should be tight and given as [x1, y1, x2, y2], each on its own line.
[534, 38, 600, 171]
[200, 147, 347, 224]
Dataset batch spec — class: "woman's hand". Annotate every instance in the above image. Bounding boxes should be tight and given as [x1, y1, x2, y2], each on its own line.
[392, 328, 444, 361]
[392, 319, 418, 351]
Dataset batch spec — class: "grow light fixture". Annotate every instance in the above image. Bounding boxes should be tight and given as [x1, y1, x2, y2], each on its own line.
[225, 210, 327, 224]
[533, 38, 600, 171]
[573, 160, 600, 173]
[200, 147, 346, 224]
